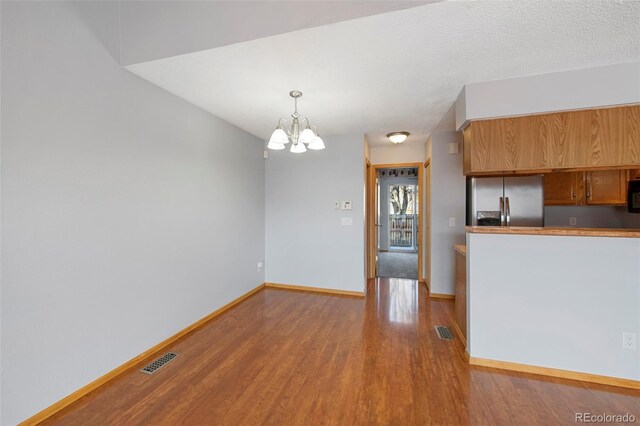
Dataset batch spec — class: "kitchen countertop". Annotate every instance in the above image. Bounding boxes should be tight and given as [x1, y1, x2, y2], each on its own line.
[466, 226, 640, 238]
[453, 244, 466, 256]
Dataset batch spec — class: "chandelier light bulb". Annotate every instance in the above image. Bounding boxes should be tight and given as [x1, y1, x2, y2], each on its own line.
[308, 135, 325, 150]
[267, 141, 285, 150]
[298, 128, 316, 145]
[290, 141, 307, 153]
[268, 128, 289, 148]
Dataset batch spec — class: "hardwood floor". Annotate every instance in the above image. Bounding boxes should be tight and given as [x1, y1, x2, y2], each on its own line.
[43, 278, 640, 425]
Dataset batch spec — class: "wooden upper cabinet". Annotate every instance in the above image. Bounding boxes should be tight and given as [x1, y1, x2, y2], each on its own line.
[585, 170, 627, 205]
[462, 105, 640, 175]
[544, 172, 581, 205]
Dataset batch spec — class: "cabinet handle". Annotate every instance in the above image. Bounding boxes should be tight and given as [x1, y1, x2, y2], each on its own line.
[571, 191, 576, 200]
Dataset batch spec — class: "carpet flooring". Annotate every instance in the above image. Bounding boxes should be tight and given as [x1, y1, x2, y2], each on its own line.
[378, 251, 418, 279]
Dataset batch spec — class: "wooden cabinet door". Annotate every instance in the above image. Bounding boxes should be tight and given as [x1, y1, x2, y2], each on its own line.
[471, 119, 506, 172]
[626, 105, 640, 166]
[545, 110, 588, 168]
[631, 169, 640, 180]
[469, 117, 546, 173]
[587, 108, 625, 167]
[585, 170, 627, 205]
[516, 115, 546, 170]
[544, 172, 581, 205]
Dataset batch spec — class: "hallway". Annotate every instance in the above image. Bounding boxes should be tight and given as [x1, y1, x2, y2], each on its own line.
[45, 279, 640, 425]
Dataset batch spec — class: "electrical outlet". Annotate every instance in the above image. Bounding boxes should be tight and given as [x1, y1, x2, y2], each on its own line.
[334, 201, 340, 210]
[341, 201, 352, 210]
[341, 217, 353, 226]
[569, 217, 577, 226]
[449, 217, 456, 227]
[623, 332, 637, 350]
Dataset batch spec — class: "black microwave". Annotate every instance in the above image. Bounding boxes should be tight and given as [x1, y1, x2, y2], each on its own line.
[630, 180, 640, 213]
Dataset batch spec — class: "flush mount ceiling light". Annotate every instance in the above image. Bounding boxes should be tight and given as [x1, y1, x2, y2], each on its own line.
[267, 91, 325, 153]
[387, 131, 410, 144]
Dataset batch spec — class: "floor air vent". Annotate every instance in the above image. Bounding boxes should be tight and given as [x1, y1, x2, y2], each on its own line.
[435, 326, 454, 340]
[140, 352, 179, 374]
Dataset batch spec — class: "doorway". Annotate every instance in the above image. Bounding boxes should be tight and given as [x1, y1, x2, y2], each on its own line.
[366, 163, 423, 281]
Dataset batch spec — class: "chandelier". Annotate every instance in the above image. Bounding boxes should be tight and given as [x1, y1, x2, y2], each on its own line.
[267, 90, 325, 153]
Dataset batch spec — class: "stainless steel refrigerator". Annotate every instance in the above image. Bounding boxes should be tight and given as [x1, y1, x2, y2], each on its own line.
[466, 175, 544, 227]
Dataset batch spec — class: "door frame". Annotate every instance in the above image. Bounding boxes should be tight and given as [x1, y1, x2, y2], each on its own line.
[365, 159, 372, 281]
[366, 162, 423, 280]
[423, 159, 431, 289]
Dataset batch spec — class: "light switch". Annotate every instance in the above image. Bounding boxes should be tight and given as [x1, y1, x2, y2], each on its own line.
[569, 217, 577, 226]
[341, 217, 353, 226]
[449, 217, 456, 227]
[341, 201, 352, 210]
[448, 142, 459, 154]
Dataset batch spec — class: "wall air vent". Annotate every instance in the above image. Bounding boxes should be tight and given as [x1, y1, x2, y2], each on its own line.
[139, 352, 179, 375]
[435, 326, 454, 340]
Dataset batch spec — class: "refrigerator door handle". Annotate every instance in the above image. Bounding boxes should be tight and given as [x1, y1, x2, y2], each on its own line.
[505, 197, 511, 226]
[499, 197, 505, 226]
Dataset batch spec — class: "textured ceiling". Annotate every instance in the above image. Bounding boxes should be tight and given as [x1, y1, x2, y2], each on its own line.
[126, 1, 640, 147]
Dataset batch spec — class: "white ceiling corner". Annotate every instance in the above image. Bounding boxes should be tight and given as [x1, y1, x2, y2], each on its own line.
[125, 1, 640, 147]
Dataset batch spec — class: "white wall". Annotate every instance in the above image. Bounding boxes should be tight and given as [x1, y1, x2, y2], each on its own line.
[369, 143, 425, 165]
[426, 107, 465, 295]
[1, 2, 265, 424]
[120, 1, 428, 66]
[456, 62, 640, 130]
[467, 233, 640, 381]
[265, 136, 365, 293]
